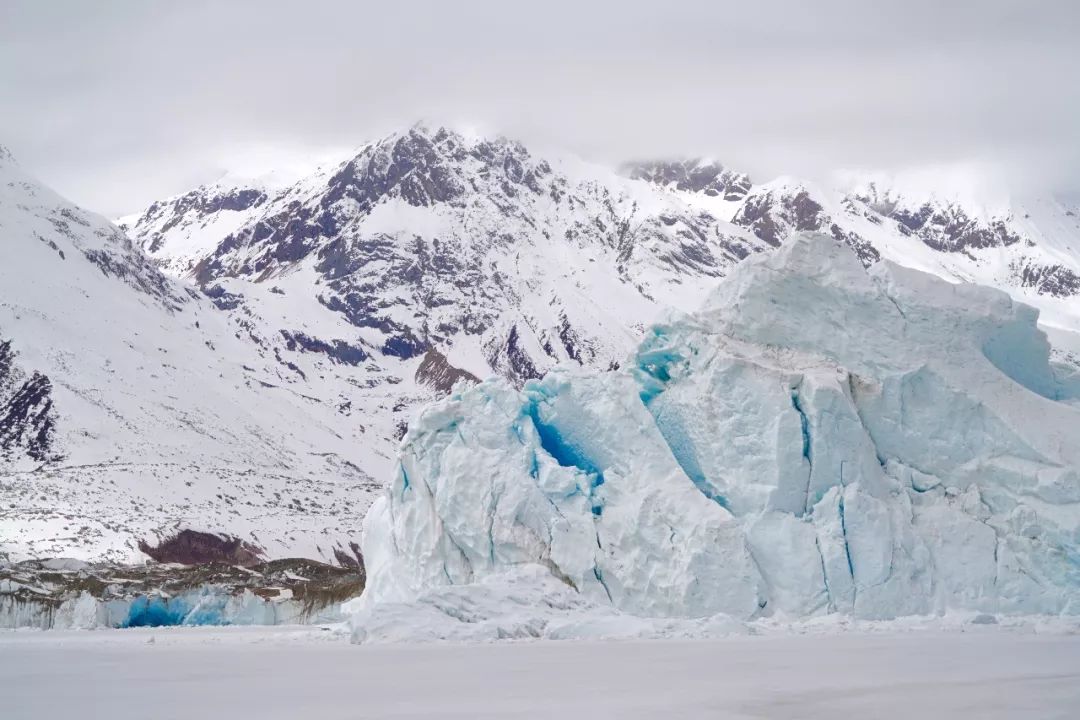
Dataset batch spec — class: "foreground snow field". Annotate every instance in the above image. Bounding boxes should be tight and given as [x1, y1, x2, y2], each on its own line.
[1, 626, 1078, 719]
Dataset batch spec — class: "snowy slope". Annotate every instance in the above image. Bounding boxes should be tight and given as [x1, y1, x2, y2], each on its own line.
[0, 148, 379, 564]
[350, 233, 1080, 637]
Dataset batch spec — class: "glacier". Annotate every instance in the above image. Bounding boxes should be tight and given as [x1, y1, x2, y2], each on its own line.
[0, 586, 346, 630]
[0, 558, 358, 630]
[350, 232, 1080, 640]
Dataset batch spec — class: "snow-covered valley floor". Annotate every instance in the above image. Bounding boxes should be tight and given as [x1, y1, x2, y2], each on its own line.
[2, 626, 1078, 719]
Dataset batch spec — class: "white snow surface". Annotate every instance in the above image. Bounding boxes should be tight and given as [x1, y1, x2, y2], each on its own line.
[2, 624, 1080, 719]
[353, 232, 1080, 637]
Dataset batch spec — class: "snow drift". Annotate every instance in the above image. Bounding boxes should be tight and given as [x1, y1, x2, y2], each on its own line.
[350, 232, 1080, 640]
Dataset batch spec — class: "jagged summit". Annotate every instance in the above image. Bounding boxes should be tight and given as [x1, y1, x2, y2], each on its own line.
[127, 121, 762, 377]
[623, 158, 752, 201]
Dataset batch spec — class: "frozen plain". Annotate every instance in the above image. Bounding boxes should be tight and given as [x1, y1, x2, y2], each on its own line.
[2, 625, 1079, 719]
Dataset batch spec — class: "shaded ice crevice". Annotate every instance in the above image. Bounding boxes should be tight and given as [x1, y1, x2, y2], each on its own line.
[524, 394, 611, 602]
[789, 377, 814, 515]
[633, 337, 733, 512]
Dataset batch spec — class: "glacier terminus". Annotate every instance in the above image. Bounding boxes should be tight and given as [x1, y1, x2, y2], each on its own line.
[350, 232, 1080, 641]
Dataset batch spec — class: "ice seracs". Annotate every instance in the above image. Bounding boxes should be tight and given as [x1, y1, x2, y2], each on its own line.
[351, 232, 1080, 639]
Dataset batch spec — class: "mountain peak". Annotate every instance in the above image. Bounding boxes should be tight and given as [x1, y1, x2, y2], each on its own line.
[622, 158, 751, 201]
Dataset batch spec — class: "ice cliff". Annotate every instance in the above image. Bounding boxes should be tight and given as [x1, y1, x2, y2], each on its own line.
[1, 558, 362, 629]
[351, 232, 1080, 640]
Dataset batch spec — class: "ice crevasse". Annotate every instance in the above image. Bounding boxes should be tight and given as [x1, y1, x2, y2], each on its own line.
[351, 232, 1080, 639]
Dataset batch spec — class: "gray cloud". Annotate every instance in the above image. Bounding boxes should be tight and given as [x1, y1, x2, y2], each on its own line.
[2, 0, 1078, 215]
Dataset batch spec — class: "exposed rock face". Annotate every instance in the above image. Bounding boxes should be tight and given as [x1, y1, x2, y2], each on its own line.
[732, 186, 881, 266]
[332, 541, 367, 584]
[180, 126, 760, 371]
[624, 159, 752, 201]
[625, 159, 1080, 313]
[853, 184, 1023, 252]
[414, 348, 480, 395]
[0, 340, 58, 464]
[137, 530, 265, 566]
[1018, 262, 1080, 298]
[279, 330, 369, 366]
[118, 183, 271, 273]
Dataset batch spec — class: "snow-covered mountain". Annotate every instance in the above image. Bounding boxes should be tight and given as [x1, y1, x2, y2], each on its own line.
[0, 148, 378, 565]
[117, 125, 774, 471]
[652, 169, 1080, 353]
[10, 122, 1080, 570]
[5, 127, 777, 566]
[123, 126, 1080, 365]
[349, 233, 1080, 640]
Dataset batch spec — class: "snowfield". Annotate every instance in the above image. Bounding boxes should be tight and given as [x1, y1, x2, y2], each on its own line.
[2, 625, 1079, 719]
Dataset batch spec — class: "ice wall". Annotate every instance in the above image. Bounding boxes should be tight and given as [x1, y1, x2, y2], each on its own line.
[0, 557, 360, 630]
[0, 586, 347, 630]
[353, 233, 1080, 635]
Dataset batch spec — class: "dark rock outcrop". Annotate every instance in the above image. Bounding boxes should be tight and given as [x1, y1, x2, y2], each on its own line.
[733, 187, 880, 267]
[625, 159, 752, 201]
[852, 185, 1024, 253]
[0, 339, 59, 464]
[138, 529, 265, 567]
[414, 348, 480, 394]
[279, 330, 369, 366]
[1018, 262, 1080, 297]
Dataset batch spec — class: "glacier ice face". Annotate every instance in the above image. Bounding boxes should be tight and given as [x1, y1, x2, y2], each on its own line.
[0, 586, 348, 630]
[0, 558, 360, 629]
[353, 232, 1080, 636]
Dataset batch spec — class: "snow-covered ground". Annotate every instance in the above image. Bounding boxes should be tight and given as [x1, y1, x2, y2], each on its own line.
[1, 625, 1078, 719]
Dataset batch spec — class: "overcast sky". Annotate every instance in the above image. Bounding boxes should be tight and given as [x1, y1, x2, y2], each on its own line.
[2, 0, 1078, 216]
